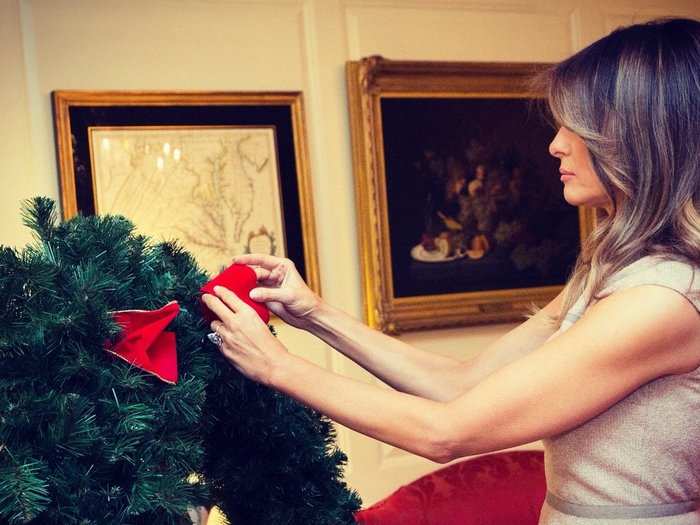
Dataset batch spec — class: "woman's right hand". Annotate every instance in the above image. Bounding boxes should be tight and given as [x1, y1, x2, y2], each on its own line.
[232, 253, 322, 330]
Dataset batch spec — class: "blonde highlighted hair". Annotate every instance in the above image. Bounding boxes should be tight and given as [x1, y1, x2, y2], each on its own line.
[534, 18, 700, 327]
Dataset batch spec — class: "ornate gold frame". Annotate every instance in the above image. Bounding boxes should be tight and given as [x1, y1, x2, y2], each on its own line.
[346, 57, 596, 333]
[52, 91, 321, 293]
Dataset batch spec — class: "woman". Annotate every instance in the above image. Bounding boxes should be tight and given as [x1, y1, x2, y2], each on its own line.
[202, 18, 700, 524]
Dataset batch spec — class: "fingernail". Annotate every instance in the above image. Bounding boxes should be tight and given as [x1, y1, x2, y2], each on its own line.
[249, 289, 260, 299]
[213, 286, 221, 294]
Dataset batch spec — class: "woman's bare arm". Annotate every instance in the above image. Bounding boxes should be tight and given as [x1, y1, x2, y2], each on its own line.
[306, 289, 565, 402]
[455, 288, 565, 393]
[233, 252, 565, 403]
[266, 285, 700, 462]
[209, 256, 700, 463]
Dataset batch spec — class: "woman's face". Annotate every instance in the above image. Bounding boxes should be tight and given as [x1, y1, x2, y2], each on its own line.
[549, 127, 612, 211]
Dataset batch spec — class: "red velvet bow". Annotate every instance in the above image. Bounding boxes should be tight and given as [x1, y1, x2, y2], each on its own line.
[200, 263, 270, 324]
[104, 301, 180, 384]
[103, 264, 268, 385]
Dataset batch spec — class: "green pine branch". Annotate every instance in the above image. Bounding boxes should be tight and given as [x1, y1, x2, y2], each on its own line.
[0, 197, 360, 523]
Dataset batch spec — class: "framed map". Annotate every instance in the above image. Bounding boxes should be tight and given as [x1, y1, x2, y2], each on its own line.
[89, 126, 285, 275]
[52, 92, 320, 290]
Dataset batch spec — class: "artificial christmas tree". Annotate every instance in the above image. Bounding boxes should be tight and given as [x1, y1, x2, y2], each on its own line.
[0, 197, 361, 524]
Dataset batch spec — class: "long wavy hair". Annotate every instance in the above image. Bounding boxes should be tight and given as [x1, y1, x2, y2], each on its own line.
[536, 18, 700, 327]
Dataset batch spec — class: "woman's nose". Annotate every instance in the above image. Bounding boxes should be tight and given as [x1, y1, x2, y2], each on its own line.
[548, 127, 570, 158]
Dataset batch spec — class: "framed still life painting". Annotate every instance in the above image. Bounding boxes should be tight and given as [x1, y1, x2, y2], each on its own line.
[346, 57, 595, 333]
[52, 91, 320, 291]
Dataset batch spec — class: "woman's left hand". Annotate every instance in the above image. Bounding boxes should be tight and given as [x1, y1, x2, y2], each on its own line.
[202, 285, 288, 386]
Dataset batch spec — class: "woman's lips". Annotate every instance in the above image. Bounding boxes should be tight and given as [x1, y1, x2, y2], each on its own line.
[560, 169, 575, 181]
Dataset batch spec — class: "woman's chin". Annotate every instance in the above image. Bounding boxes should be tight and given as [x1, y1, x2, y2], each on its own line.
[562, 187, 599, 208]
[562, 182, 612, 208]
[562, 189, 585, 207]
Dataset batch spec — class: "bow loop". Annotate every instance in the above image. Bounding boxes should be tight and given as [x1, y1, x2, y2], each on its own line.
[200, 263, 270, 323]
[104, 301, 180, 384]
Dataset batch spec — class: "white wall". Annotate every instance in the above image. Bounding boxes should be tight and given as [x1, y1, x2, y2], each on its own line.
[2, 0, 698, 514]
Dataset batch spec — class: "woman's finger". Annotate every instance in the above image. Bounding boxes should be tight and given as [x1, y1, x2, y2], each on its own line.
[202, 293, 236, 324]
[211, 320, 235, 338]
[233, 253, 285, 269]
[210, 319, 227, 333]
[252, 266, 272, 282]
[213, 285, 250, 313]
[250, 286, 293, 304]
[211, 321, 241, 356]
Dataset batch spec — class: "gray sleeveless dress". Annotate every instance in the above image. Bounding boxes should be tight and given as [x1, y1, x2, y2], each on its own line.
[538, 255, 700, 525]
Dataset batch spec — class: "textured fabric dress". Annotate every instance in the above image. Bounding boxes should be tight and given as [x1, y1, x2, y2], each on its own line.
[538, 255, 700, 525]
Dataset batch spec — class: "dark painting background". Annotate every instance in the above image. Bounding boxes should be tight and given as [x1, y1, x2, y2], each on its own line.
[380, 97, 580, 298]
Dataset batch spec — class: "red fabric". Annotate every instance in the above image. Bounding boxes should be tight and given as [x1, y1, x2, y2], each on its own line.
[200, 263, 270, 324]
[354, 450, 546, 525]
[104, 300, 180, 384]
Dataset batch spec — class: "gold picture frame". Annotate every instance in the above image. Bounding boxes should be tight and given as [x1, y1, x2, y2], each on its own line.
[52, 91, 320, 292]
[346, 57, 595, 333]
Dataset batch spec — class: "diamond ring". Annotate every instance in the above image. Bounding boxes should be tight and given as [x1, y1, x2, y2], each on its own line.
[207, 331, 224, 347]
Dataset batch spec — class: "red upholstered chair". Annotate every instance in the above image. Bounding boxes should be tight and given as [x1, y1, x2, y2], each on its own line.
[354, 450, 546, 525]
